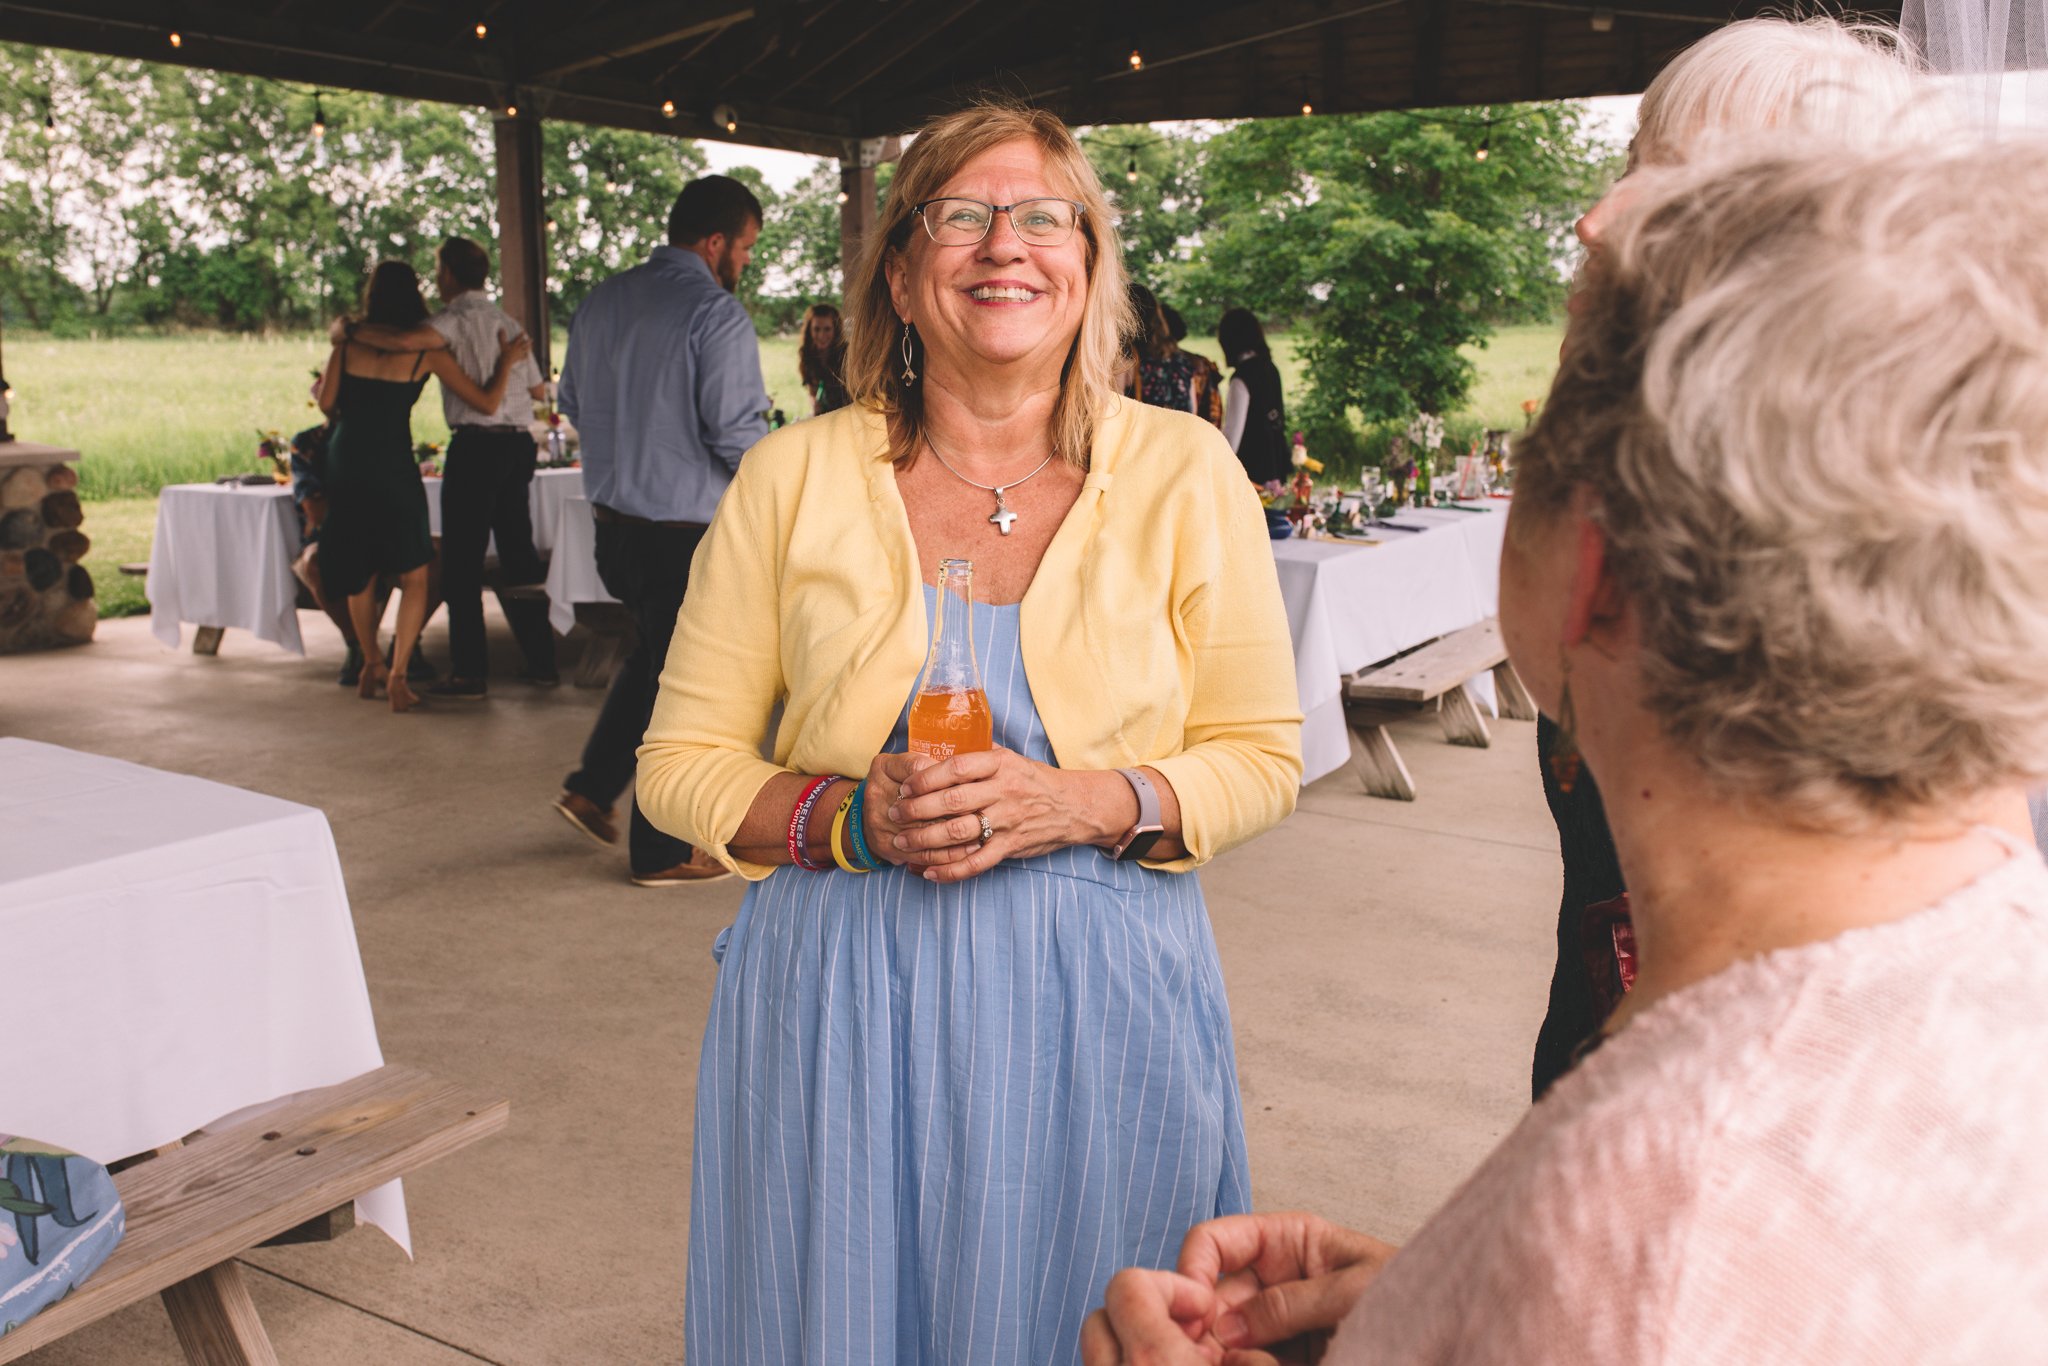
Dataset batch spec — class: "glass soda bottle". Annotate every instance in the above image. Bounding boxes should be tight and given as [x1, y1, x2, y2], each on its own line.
[908, 558, 992, 760]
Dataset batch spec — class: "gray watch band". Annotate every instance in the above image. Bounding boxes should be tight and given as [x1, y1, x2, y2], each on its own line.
[1112, 767, 1165, 861]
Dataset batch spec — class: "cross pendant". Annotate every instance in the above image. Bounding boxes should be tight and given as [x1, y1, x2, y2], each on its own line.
[989, 489, 1018, 535]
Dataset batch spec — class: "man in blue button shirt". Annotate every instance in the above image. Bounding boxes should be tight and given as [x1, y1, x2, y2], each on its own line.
[552, 176, 770, 887]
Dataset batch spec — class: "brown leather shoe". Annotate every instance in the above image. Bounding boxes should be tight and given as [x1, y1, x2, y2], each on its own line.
[552, 792, 618, 847]
[631, 849, 733, 887]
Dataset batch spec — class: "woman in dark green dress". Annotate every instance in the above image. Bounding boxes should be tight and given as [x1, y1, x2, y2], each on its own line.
[316, 261, 527, 711]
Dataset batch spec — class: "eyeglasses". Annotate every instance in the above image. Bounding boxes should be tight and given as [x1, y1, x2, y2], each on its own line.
[912, 197, 1085, 247]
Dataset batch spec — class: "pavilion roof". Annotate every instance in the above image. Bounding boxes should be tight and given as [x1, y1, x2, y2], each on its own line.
[0, 1, 1903, 156]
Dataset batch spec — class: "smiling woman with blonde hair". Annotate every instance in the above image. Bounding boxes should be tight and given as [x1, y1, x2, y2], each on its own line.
[638, 101, 1301, 1364]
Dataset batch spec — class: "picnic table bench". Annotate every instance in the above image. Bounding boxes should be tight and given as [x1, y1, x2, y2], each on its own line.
[0, 1065, 507, 1366]
[1343, 617, 1538, 801]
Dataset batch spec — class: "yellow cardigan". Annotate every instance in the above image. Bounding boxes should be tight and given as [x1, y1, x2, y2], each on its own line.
[636, 398, 1303, 880]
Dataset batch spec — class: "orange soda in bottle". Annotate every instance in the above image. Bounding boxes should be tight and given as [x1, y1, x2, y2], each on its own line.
[908, 558, 992, 760]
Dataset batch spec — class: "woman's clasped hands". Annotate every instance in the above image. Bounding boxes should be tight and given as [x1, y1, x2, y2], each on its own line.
[860, 746, 1113, 883]
[1079, 1213, 1396, 1366]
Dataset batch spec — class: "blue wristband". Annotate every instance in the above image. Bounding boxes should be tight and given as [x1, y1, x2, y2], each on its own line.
[847, 779, 882, 872]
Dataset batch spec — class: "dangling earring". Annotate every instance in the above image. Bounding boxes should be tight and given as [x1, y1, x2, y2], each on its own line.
[898, 321, 918, 387]
[1547, 652, 1583, 795]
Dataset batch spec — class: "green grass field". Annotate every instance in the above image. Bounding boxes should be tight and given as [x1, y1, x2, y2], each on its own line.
[5, 323, 1562, 616]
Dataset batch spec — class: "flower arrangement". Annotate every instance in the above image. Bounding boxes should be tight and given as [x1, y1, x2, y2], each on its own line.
[414, 440, 443, 476]
[1289, 431, 1326, 475]
[1404, 411, 1445, 453]
[254, 429, 290, 481]
[1521, 398, 1540, 428]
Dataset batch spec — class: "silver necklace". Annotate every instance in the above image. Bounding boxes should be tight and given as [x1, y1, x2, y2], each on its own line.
[922, 431, 1056, 536]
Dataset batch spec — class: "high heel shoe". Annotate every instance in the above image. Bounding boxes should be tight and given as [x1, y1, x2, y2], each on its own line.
[388, 673, 422, 714]
[357, 660, 389, 700]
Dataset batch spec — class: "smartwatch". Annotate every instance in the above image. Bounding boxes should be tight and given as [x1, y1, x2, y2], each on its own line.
[1111, 767, 1166, 862]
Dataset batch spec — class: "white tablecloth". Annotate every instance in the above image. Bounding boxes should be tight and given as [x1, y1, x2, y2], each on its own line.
[0, 739, 408, 1252]
[147, 483, 304, 655]
[423, 465, 585, 556]
[544, 496, 620, 635]
[1272, 502, 1511, 784]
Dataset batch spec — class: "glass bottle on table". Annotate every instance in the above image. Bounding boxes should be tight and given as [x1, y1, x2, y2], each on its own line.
[909, 558, 992, 760]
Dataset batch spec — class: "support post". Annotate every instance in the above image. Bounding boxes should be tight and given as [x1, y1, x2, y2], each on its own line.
[494, 113, 551, 374]
[839, 150, 876, 296]
[839, 137, 897, 295]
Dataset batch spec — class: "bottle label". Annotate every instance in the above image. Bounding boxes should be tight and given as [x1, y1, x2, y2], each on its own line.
[908, 738, 957, 760]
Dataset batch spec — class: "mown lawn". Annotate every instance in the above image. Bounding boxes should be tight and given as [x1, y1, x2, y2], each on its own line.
[6, 323, 1562, 617]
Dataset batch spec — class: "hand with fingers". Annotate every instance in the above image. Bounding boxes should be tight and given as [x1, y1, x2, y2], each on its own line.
[1175, 1212, 1397, 1364]
[884, 745, 1121, 883]
[1080, 1268, 1225, 1366]
[856, 750, 945, 867]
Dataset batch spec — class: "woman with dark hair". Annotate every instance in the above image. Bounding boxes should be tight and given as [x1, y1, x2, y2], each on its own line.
[1124, 282, 1203, 416]
[318, 259, 528, 711]
[1161, 303, 1225, 426]
[797, 302, 850, 415]
[1216, 308, 1289, 485]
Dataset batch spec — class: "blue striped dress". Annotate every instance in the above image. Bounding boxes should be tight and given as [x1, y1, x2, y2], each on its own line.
[685, 589, 1252, 1364]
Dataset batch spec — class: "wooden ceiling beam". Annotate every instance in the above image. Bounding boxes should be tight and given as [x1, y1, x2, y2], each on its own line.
[855, 0, 1057, 111]
[364, 1, 411, 36]
[1411, 0, 1448, 106]
[865, 0, 1405, 129]
[828, 0, 982, 104]
[524, 4, 756, 82]
[0, 0, 848, 153]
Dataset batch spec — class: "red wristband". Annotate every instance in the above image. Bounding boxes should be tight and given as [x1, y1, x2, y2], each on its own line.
[787, 776, 836, 872]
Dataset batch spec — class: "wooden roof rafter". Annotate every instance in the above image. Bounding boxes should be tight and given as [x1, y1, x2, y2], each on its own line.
[0, 0, 1907, 152]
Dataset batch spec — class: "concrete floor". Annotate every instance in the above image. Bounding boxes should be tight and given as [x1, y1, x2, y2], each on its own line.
[6, 604, 1560, 1365]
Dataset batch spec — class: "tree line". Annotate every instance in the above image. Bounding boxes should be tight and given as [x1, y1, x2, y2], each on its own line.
[1, 42, 1615, 433]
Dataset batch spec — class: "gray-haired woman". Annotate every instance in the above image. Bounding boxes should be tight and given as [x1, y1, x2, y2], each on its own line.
[1087, 130, 2048, 1366]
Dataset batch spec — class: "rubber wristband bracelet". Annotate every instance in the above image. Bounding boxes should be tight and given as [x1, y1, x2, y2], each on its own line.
[847, 779, 882, 872]
[829, 792, 867, 874]
[787, 776, 834, 871]
[794, 779, 838, 872]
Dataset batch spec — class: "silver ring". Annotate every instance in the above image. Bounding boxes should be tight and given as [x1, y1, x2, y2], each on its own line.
[976, 812, 994, 845]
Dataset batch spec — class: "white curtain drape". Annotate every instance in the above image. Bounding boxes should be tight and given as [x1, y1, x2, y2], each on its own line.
[1905, 0, 2048, 130]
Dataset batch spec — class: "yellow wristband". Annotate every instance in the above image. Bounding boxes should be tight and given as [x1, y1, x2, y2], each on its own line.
[828, 790, 867, 873]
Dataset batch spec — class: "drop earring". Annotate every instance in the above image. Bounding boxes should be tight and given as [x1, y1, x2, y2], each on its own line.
[899, 322, 918, 386]
[1548, 652, 1582, 795]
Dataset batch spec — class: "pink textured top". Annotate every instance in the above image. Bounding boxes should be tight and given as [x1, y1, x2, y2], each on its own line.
[1330, 846, 2048, 1365]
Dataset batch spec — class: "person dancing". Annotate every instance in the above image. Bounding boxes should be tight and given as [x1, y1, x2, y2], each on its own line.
[317, 261, 526, 711]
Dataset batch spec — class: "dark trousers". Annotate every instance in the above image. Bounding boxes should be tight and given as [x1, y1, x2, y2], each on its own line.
[563, 516, 706, 875]
[441, 428, 556, 682]
[1531, 713, 1627, 1100]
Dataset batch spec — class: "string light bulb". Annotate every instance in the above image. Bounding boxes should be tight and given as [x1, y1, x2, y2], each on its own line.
[505, 102, 518, 116]
[1128, 49, 1143, 71]
[474, 21, 488, 39]
[1476, 126, 1490, 162]
[660, 98, 677, 119]
[1126, 156, 1138, 183]
[836, 190, 849, 204]
[312, 91, 326, 141]
[713, 102, 739, 134]
[42, 101, 54, 138]
[168, 30, 183, 48]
